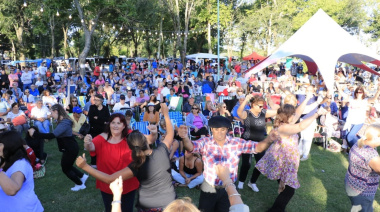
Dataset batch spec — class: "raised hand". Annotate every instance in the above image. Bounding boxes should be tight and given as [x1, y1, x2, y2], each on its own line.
[160, 103, 169, 115]
[148, 124, 158, 134]
[109, 176, 123, 198]
[177, 125, 189, 139]
[84, 134, 92, 144]
[215, 164, 231, 183]
[76, 153, 87, 168]
[268, 129, 281, 143]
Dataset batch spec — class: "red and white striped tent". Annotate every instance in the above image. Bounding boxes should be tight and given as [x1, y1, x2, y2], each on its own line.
[245, 9, 380, 91]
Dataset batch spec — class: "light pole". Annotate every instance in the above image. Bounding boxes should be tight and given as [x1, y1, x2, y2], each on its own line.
[217, 0, 220, 81]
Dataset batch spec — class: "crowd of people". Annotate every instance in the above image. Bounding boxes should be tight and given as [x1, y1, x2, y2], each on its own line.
[0, 59, 379, 212]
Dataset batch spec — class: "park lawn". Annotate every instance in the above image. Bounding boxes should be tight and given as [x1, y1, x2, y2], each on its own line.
[35, 140, 380, 212]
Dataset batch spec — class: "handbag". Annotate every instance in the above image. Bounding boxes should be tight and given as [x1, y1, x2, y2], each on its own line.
[79, 121, 90, 136]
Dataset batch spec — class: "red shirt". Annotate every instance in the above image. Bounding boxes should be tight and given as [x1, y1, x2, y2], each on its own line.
[94, 66, 100, 76]
[234, 65, 241, 73]
[90, 134, 139, 194]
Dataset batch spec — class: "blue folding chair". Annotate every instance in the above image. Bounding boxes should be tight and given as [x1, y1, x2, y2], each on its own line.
[139, 112, 145, 122]
[169, 111, 183, 127]
[132, 121, 150, 135]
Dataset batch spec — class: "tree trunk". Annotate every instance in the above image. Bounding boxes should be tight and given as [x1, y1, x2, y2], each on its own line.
[11, 40, 16, 61]
[14, 25, 25, 65]
[157, 18, 163, 59]
[63, 26, 69, 59]
[267, 14, 272, 55]
[50, 15, 55, 58]
[208, 22, 212, 53]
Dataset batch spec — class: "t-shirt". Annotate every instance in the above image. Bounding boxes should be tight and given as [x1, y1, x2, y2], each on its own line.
[0, 159, 44, 212]
[347, 98, 368, 125]
[130, 143, 176, 209]
[193, 115, 204, 129]
[6, 110, 25, 120]
[90, 135, 139, 195]
[69, 114, 86, 133]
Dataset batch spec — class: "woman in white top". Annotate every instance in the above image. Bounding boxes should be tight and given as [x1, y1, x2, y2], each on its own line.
[338, 85, 380, 148]
[42, 90, 57, 107]
[6, 102, 29, 133]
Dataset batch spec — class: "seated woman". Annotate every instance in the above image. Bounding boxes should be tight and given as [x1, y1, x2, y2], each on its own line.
[66, 95, 80, 113]
[125, 110, 136, 130]
[171, 151, 204, 189]
[213, 102, 233, 122]
[6, 102, 29, 133]
[42, 90, 57, 107]
[143, 103, 160, 125]
[0, 131, 44, 211]
[202, 100, 216, 118]
[185, 105, 208, 138]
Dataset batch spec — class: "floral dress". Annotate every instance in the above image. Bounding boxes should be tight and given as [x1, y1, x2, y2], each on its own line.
[255, 133, 300, 189]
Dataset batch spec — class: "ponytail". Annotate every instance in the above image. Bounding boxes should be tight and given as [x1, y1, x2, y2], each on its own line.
[127, 130, 148, 170]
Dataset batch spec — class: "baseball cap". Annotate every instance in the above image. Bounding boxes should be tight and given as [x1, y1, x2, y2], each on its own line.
[120, 94, 126, 100]
[148, 103, 155, 107]
[73, 107, 82, 114]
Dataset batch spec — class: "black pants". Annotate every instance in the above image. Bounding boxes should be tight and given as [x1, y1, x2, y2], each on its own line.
[61, 139, 84, 185]
[238, 151, 265, 183]
[198, 189, 230, 212]
[101, 190, 136, 212]
[267, 183, 295, 212]
[190, 127, 208, 137]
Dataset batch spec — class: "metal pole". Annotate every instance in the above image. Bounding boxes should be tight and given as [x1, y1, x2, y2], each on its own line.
[217, 0, 220, 81]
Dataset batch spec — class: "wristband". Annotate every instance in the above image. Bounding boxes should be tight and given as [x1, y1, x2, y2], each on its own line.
[224, 182, 235, 191]
[111, 200, 121, 205]
[229, 193, 241, 197]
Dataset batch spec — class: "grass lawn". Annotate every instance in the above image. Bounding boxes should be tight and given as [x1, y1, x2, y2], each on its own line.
[35, 139, 380, 212]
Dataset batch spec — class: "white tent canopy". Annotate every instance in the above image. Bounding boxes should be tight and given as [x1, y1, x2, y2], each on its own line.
[245, 9, 380, 91]
[186, 53, 226, 60]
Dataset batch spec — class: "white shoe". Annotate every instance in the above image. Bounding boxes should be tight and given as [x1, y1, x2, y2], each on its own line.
[248, 183, 259, 192]
[71, 184, 86, 191]
[300, 155, 309, 161]
[81, 174, 89, 185]
[237, 181, 244, 189]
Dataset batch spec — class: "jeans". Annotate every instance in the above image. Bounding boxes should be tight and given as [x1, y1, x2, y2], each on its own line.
[346, 184, 374, 212]
[299, 119, 317, 157]
[347, 124, 364, 148]
[171, 170, 204, 189]
[34, 120, 50, 133]
[23, 83, 31, 91]
[14, 124, 29, 134]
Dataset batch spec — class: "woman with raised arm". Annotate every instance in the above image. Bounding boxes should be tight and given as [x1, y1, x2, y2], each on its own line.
[76, 103, 176, 211]
[255, 104, 326, 212]
[237, 94, 278, 192]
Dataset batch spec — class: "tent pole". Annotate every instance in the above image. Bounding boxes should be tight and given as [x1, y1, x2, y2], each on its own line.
[217, 0, 220, 81]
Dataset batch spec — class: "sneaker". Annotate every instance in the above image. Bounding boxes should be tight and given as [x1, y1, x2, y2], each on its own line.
[71, 184, 86, 191]
[81, 174, 89, 185]
[248, 183, 259, 192]
[237, 181, 244, 189]
[300, 155, 309, 161]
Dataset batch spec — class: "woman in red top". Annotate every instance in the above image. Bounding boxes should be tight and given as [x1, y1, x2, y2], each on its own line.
[83, 113, 139, 212]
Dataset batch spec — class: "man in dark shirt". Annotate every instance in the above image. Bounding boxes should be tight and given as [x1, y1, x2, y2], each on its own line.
[182, 96, 195, 114]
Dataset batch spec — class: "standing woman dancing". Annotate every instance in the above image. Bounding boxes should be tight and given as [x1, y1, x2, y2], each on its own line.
[28, 104, 88, 191]
[255, 104, 326, 211]
[237, 94, 278, 191]
[76, 103, 176, 211]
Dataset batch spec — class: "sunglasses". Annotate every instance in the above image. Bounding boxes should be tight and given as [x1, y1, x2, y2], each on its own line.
[256, 105, 264, 109]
